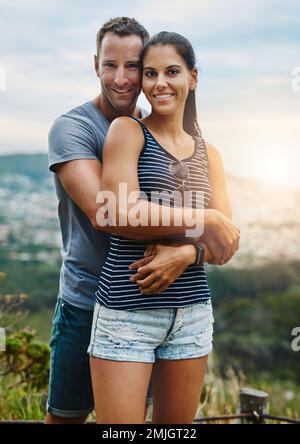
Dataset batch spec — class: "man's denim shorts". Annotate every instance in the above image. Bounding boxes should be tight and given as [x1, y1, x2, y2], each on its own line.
[88, 300, 214, 363]
[47, 299, 95, 418]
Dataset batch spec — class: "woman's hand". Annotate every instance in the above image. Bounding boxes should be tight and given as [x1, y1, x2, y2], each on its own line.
[128, 243, 196, 294]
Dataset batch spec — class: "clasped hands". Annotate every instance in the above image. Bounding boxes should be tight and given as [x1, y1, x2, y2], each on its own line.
[128, 209, 240, 295]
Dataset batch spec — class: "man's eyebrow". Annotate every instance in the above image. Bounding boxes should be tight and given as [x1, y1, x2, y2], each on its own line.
[143, 64, 182, 70]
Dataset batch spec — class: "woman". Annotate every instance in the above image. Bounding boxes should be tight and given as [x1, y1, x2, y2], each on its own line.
[88, 31, 238, 424]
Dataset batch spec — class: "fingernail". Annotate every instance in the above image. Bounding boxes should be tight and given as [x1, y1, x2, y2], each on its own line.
[130, 277, 134, 282]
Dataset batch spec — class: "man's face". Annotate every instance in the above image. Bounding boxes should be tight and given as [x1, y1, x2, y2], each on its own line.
[95, 33, 143, 113]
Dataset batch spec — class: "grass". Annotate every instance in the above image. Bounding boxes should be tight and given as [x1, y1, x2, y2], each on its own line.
[0, 376, 47, 421]
[195, 355, 300, 423]
[1, 353, 299, 422]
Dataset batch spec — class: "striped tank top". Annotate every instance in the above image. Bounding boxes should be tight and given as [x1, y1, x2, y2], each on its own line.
[95, 118, 212, 310]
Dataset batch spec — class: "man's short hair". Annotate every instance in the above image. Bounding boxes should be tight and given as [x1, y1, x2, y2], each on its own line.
[96, 17, 150, 56]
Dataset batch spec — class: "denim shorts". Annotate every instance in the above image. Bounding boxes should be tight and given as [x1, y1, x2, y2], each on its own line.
[47, 299, 95, 418]
[88, 300, 214, 363]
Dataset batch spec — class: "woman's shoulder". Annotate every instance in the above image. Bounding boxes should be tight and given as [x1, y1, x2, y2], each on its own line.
[204, 140, 225, 176]
[109, 115, 144, 135]
[105, 116, 145, 154]
[204, 140, 222, 162]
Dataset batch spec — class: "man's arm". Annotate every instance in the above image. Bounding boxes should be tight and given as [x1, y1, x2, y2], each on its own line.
[206, 141, 232, 219]
[56, 158, 166, 241]
[201, 141, 240, 264]
[56, 158, 101, 227]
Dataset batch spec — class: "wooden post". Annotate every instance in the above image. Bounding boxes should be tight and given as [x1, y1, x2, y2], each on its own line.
[238, 388, 269, 424]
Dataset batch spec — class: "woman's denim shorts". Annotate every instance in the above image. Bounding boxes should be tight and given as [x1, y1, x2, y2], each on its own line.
[88, 300, 214, 363]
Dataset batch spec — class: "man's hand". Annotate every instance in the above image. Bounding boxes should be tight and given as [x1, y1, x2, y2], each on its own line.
[128, 243, 196, 294]
[202, 209, 240, 265]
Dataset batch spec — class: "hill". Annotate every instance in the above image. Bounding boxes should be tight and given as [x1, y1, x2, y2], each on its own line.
[0, 154, 49, 180]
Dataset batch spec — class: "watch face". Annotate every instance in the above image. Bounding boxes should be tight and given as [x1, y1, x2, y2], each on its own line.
[196, 245, 205, 265]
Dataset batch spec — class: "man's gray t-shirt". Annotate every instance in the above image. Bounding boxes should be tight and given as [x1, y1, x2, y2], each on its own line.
[48, 101, 147, 311]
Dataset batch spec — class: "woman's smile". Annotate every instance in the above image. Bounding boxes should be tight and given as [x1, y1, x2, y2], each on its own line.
[152, 92, 175, 101]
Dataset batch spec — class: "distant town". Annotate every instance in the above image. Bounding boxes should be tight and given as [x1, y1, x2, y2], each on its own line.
[0, 154, 299, 268]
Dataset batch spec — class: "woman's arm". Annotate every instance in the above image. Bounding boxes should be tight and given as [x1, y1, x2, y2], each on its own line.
[127, 143, 236, 292]
[98, 116, 206, 238]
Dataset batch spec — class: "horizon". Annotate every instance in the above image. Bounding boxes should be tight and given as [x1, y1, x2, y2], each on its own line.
[1, 150, 300, 193]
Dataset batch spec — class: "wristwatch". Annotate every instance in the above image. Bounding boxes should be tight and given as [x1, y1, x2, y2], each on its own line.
[193, 242, 205, 266]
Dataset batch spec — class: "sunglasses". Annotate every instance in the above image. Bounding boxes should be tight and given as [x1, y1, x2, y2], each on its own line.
[168, 160, 192, 206]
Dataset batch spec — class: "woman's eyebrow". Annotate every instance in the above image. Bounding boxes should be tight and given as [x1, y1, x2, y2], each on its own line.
[143, 64, 182, 70]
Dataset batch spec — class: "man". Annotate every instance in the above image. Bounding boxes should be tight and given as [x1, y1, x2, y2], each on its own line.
[46, 17, 239, 424]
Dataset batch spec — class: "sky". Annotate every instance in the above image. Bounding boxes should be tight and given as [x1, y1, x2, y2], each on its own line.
[0, 0, 299, 189]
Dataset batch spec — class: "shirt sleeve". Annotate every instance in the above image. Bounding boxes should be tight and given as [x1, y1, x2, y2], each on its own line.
[48, 114, 99, 173]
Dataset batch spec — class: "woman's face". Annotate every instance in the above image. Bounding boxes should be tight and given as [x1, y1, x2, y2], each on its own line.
[142, 44, 197, 116]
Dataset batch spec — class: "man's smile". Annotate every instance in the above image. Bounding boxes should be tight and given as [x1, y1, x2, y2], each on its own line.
[111, 88, 134, 94]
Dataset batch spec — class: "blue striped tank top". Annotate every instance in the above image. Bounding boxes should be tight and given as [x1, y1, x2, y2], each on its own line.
[95, 118, 212, 310]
